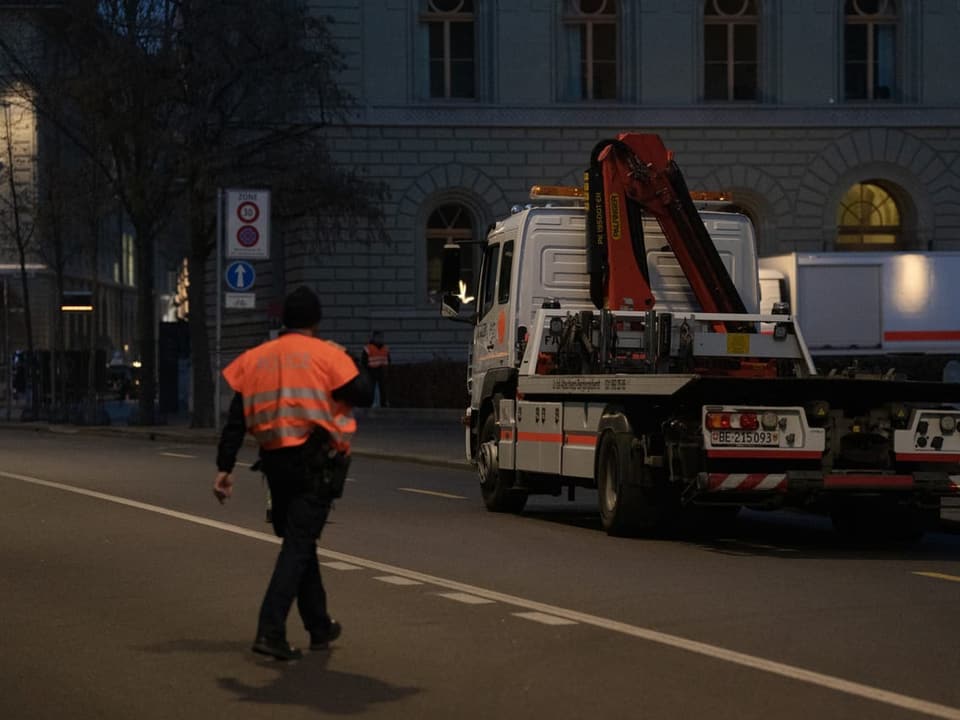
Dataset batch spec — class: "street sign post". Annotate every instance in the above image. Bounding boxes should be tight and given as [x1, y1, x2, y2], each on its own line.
[225, 293, 256, 309]
[225, 260, 256, 292]
[216, 188, 270, 430]
[225, 189, 271, 260]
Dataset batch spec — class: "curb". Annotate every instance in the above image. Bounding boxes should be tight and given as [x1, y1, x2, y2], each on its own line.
[0, 421, 471, 470]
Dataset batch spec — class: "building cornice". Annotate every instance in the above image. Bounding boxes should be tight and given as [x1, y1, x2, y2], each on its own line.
[349, 104, 960, 129]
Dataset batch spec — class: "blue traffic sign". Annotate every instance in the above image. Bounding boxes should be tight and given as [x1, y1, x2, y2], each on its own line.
[225, 260, 255, 292]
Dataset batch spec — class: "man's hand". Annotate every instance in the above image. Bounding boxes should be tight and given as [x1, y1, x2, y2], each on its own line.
[213, 471, 234, 504]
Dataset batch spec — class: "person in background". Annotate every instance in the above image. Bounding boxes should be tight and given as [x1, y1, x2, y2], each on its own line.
[213, 286, 371, 661]
[361, 330, 391, 408]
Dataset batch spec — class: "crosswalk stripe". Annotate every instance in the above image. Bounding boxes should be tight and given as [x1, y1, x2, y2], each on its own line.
[437, 592, 495, 605]
[513, 612, 578, 626]
[375, 575, 423, 586]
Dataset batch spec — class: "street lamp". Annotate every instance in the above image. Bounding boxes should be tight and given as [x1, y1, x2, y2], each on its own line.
[61, 291, 94, 312]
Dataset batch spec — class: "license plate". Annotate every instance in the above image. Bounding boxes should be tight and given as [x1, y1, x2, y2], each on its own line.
[710, 430, 779, 446]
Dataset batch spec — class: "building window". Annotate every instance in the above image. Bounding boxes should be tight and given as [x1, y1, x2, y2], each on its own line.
[704, 0, 759, 101]
[123, 233, 136, 287]
[836, 182, 902, 249]
[844, 0, 897, 101]
[426, 203, 474, 302]
[423, 0, 475, 99]
[114, 232, 136, 287]
[563, 0, 617, 100]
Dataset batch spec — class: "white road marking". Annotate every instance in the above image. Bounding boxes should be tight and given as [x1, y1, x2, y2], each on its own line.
[346, 477, 357, 483]
[398, 487, 468, 500]
[160, 452, 196, 459]
[513, 612, 578, 626]
[375, 575, 423, 586]
[321, 561, 364, 571]
[437, 592, 495, 605]
[235, 462, 253, 468]
[2, 469, 959, 720]
[914, 571, 960, 584]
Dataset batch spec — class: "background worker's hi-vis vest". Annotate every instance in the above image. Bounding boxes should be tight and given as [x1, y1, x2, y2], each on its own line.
[364, 344, 389, 369]
[222, 333, 358, 453]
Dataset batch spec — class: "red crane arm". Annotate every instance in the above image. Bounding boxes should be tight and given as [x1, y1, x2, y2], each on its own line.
[585, 133, 748, 319]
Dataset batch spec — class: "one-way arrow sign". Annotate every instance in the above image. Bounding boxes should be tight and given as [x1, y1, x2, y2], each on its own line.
[225, 260, 255, 292]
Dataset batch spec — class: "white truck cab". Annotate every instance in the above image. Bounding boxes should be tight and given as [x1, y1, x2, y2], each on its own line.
[467, 200, 760, 414]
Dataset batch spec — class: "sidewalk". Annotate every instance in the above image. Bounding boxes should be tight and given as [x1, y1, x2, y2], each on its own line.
[0, 407, 469, 469]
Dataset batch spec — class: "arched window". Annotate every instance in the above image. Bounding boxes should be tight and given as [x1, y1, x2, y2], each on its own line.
[426, 203, 475, 301]
[844, 0, 898, 101]
[422, 0, 475, 99]
[563, 0, 618, 100]
[836, 182, 902, 249]
[704, 0, 759, 101]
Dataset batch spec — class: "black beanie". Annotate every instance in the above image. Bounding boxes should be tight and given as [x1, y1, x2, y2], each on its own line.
[282, 286, 322, 329]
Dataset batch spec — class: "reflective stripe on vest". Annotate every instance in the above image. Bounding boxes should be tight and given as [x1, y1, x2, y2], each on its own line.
[365, 344, 389, 369]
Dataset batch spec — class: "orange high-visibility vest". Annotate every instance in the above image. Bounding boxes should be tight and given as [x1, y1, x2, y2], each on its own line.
[364, 343, 390, 369]
[222, 333, 358, 453]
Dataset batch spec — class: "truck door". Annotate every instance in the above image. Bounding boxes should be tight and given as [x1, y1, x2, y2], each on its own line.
[473, 241, 514, 385]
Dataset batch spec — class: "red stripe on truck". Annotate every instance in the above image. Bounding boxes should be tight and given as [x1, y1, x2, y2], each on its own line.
[564, 433, 597, 447]
[516, 431, 563, 443]
[895, 453, 960, 463]
[884, 330, 960, 342]
[823, 475, 913, 488]
[707, 449, 821, 460]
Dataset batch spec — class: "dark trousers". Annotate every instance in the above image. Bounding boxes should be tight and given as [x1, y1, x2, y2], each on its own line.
[370, 368, 388, 407]
[257, 451, 333, 642]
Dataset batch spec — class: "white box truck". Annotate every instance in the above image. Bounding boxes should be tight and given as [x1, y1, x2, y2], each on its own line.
[759, 252, 960, 380]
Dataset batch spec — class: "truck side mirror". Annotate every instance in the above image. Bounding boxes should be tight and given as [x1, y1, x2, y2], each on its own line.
[441, 293, 461, 318]
[441, 293, 476, 324]
[440, 242, 461, 294]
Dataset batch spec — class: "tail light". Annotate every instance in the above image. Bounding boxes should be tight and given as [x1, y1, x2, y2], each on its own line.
[706, 412, 759, 430]
[706, 413, 731, 430]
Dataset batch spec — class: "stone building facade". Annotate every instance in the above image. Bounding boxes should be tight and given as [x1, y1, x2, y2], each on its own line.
[218, 0, 960, 365]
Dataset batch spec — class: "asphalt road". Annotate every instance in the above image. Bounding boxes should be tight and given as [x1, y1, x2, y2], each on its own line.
[1, 430, 959, 720]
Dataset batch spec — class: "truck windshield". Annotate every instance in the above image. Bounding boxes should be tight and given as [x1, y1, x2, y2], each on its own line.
[497, 241, 514, 304]
[480, 243, 499, 317]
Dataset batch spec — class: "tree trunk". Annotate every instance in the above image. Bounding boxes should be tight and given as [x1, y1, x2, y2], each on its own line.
[187, 249, 213, 427]
[135, 222, 156, 426]
[15, 250, 36, 419]
[188, 186, 214, 428]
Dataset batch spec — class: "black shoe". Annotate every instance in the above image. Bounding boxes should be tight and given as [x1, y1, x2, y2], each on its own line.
[310, 620, 342, 650]
[252, 636, 303, 661]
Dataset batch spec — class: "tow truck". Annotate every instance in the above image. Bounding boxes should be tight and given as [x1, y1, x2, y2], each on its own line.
[440, 133, 960, 538]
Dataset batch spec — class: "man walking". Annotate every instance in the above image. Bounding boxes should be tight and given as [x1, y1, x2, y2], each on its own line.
[213, 286, 371, 660]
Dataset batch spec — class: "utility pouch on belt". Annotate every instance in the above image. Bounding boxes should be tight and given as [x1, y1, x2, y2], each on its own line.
[302, 430, 350, 500]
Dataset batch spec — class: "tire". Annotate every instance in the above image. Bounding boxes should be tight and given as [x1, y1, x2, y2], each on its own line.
[478, 412, 527, 513]
[597, 431, 668, 537]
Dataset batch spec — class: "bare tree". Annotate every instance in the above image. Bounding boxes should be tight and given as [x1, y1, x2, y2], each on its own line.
[171, 0, 387, 427]
[0, 1, 388, 427]
[0, 97, 39, 417]
[0, 1, 184, 424]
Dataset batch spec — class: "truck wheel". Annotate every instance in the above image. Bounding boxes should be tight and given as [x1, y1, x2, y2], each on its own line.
[478, 413, 527, 513]
[597, 431, 665, 537]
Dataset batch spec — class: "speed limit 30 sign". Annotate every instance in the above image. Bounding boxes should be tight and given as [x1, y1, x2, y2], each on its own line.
[225, 189, 270, 259]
